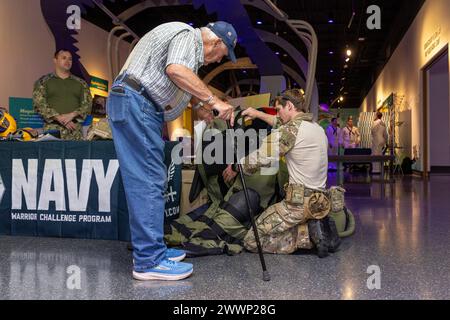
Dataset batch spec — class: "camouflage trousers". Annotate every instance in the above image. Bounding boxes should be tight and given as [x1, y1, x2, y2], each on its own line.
[243, 200, 314, 254]
[44, 123, 84, 141]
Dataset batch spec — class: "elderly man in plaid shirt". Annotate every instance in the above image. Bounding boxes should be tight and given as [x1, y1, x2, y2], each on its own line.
[107, 21, 237, 281]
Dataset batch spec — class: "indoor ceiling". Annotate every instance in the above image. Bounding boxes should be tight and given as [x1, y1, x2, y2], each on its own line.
[82, 0, 425, 108]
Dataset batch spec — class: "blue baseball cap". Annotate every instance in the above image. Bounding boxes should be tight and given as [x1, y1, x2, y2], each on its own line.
[206, 21, 238, 63]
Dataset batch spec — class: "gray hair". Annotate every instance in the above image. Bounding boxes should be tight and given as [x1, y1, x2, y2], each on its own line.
[200, 27, 219, 42]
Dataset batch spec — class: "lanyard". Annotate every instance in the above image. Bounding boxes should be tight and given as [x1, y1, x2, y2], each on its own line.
[346, 127, 353, 136]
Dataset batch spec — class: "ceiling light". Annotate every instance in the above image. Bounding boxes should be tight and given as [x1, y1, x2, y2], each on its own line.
[256, 21, 263, 25]
[330, 69, 334, 73]
[275, 52, 280, 55]
[328, 12, 335, 24]
[329, 51, 334, 55]
[358, 37, 366, 41]
[345, 57, 350, 62]
[346, 49, 352, 57]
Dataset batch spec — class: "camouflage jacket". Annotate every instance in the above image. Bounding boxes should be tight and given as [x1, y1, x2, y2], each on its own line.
[32, 73, 92, 123]
[241, 113, 314, 175]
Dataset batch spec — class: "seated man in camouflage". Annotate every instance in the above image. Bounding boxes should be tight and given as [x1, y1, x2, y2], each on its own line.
[239, 89, 341, 258]
[33, 49, 92, 140]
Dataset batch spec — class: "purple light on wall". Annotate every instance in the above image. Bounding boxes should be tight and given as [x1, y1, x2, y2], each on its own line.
[320, 103, 330, 112]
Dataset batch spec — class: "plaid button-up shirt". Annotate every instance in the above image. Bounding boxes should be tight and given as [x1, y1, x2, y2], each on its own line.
[121, 22, 204, 121]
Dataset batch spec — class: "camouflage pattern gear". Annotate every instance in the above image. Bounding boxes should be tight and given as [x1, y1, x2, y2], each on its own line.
[43, 123, 84, 140]
[87, 118, 113, 140]
[329, 186, 346, 213]
[304, 191, 331, 220]
[328, 187, 356, 238]
[244, 183, 334, 254]
[285, 184, 331, 220]
[242, 112, 333, 254]
[33, 73, 92, 140]
[241, 113, 314, 175]
[243, 200, 313, 254]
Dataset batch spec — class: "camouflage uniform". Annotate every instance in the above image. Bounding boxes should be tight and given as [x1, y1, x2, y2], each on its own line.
[242, 113, 331, 254]
[33, 73, 92, 140]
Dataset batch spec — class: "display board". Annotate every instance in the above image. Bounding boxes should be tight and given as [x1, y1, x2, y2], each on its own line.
[8, 97, 44, 129]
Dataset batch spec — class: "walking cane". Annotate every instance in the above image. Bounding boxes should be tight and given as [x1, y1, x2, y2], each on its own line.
[214, 109, 271, 281]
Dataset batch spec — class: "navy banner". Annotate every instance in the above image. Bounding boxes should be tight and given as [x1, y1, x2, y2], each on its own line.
[0, 141, 181, 241]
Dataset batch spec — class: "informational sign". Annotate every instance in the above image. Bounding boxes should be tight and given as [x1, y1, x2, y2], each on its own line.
[90, 76, 109, 97]
[0, 141, 181, 240]
[424, 27, 442, 58]
[9, 97, 44, 129]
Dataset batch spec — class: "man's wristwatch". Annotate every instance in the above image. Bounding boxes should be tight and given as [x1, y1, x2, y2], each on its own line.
[192, 101, 204, 110]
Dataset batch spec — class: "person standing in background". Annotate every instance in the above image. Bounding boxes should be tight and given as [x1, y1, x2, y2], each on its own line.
[33, 49, 92, 140]
[325, 117, 341, 170]
[340, 116, 360, 149]
[371, 111, 388, 173]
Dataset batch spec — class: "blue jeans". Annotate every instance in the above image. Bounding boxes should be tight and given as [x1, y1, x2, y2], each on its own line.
[107, 77, 167, 272]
